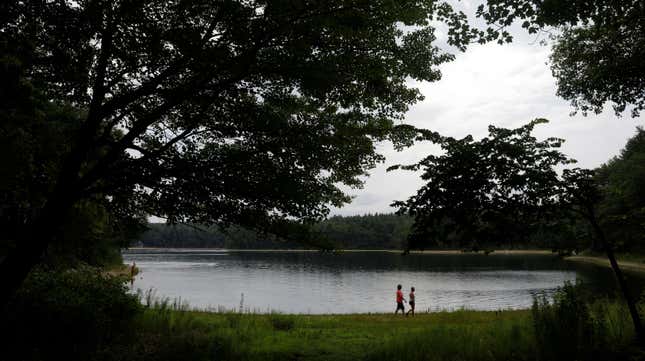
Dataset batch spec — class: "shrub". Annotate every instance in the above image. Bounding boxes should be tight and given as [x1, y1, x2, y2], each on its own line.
[1, 265, 141, 361]
[531, 281, 635, 361]
[267, 313, 296, 331]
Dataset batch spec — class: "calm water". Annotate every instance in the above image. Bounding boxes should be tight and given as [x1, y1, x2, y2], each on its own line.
[122, 250, 637, 314]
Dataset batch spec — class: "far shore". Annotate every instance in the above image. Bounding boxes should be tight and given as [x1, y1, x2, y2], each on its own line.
[122, 248, 645, 274]
[124, 247, 553, 255]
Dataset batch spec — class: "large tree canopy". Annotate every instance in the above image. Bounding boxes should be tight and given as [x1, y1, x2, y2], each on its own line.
[0, 0, 473, 231]
[477, 0, 645, 117]
[0, 0, 484, 302]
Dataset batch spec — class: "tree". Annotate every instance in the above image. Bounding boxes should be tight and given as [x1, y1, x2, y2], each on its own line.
[476, 0, 645, 117]
[392, 119, 644, 345]
[595, 128, 645, 251]
[390, 119, 569, 250]
[0, 0, 481, 305]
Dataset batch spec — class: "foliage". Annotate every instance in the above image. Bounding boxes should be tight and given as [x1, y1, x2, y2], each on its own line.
[137, 213, 413, 249]
[138, 223, 302, 249]
[391, 119, 576, 251]
[595, 127, 645, 251]
[45, 200, 146, 267]
[314, 213, 414, 249]
[1, 266, 141, 361]
[0, 56, 80, 250]
[0, 0, 479, 237]
[0, 54, 145, 266]
[476, 0, 645, 117]
[531, 281, 637, 361]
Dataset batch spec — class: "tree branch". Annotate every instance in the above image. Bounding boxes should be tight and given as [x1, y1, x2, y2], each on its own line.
[125, 127, 195, 166]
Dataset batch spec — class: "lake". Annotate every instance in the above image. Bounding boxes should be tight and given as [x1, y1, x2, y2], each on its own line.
[122, 249, 638, 314]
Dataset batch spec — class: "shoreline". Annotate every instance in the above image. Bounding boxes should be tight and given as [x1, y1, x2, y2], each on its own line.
[124, 247, 553, 255]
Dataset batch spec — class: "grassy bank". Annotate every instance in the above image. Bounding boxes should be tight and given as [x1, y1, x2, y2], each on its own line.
[128, 308, 537, 361]
[179, 310, 533, 361]
[124, 293, 639, 361]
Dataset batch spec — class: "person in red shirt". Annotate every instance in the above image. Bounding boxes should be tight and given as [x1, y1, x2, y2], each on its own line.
[395, 284, 406, 314]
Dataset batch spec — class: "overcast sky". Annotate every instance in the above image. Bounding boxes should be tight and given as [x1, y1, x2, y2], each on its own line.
[330, 4, 644, 216]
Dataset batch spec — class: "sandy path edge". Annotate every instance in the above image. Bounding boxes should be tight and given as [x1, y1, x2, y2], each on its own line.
[565, 256, 645, 274]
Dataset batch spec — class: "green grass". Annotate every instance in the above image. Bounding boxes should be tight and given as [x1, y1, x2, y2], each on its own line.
[128, 308, 536, 361]
[122, 291, 642, 361]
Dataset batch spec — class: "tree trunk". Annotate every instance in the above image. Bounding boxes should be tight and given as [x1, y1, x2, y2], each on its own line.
[588, 211, 645, 346]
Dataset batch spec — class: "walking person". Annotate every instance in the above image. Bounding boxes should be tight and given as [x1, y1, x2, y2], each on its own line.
[406, 287, 415, 316]
[395, 284, 406, 314]
[130, 261, 136, 287]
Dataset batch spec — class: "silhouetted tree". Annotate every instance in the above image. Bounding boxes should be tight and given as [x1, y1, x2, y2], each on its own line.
[390, 119, 569, 250]
[392, 119, 644, 344]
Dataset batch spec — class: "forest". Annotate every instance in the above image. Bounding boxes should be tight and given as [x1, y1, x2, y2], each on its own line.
[138, 213, 414, 250]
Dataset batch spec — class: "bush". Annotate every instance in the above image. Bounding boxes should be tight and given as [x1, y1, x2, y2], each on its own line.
[1, 265, 141, 361]
[267, 313, 296, 331]
[531, 281, 635, 361]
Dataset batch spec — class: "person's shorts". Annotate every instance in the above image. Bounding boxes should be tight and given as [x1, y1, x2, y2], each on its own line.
[409, 301, 415, 308]
[396, 302, 405, 311]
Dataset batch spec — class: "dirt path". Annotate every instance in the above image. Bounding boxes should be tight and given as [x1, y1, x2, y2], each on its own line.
[565, 256, 645, 274]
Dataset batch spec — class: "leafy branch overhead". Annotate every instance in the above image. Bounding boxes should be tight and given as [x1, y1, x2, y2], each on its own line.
[476, 0, 645, 117]
[1, 0, 485, 234]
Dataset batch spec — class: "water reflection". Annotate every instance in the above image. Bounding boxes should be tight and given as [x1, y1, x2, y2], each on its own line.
[122, 250, 641, 314]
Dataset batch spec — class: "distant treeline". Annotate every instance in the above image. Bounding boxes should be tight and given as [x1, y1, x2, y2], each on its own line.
[137, 213, 414, 249]
[135, 212, 567, 250]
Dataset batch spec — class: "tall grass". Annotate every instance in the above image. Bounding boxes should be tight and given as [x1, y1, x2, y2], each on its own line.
[531, 281, 639, 361]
